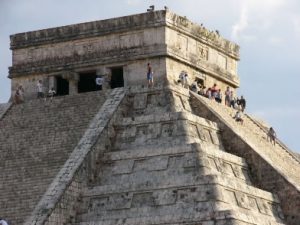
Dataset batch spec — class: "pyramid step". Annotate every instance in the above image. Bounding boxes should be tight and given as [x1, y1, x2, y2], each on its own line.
[105, 142, 246, 165]
[83, 168, 282, 221]
[81, 173, 283, 224]
[86, 172, 279, 205]
[74, 208, 286, 225]
[112, 111, 224, 150]
[76, 199, 284, 225]
[92, 142, 252, 189]
[77, 200, 217, 222]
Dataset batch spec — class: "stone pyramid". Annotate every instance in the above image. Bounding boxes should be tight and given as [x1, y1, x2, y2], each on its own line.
[1, 85, 298, 225]
[1, 9, 299, 225]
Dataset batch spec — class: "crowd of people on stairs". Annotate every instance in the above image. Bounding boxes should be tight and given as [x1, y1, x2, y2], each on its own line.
[177, 71, 277, 146]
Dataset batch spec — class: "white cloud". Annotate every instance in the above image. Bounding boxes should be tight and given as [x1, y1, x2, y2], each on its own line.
[268, 36, 283, 46]
[126, 0, 141, 6]
[231, 0, 286, 41]
[232, 4, 248, 41]
[292, 15, 300, 39]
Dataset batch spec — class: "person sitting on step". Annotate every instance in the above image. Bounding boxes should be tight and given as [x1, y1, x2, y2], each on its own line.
[233, 110, 243, 125]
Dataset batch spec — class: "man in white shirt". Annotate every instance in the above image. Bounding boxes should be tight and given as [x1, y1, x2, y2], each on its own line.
[37, 80, 44, 98]
[95, 76, 104, 90]
[178, 71, 185, 86]
[48, 87, 56, 101]
[0, 218, 8, 225]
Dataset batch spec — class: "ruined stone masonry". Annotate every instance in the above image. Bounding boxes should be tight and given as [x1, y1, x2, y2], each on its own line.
[0, 9, 299, 225]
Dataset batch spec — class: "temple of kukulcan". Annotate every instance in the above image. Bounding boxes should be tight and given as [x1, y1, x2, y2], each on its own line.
[0, 8, 299, 225]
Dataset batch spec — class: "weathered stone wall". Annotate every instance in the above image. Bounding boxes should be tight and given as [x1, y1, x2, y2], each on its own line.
[11, 57, 166, 100]
[124, 58, 167, 87]
[165, 11, 239, 58]
[12, 27, 165, 66]
[9, 10, 240, 100]
[10, 23, 166, 98]
[166, 58, 238, 95]
[11, 74, 49, 100]
[165, 26, 239, 88]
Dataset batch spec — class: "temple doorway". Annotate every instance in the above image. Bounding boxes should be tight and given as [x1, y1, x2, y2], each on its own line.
[56, 76, 69, 96]
[195, 78, 204, 87]
[110, 67, 124, 89]
[78, 72, 97, 93]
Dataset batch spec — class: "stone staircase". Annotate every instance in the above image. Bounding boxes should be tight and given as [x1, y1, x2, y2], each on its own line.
[0, 102, 12, 119]
[0, 91, 109, 225]
[245, 114, 300, 164]
[72, 86, 286, 225]
[190, 92, 300, 183]
[190, 91, 300, 225]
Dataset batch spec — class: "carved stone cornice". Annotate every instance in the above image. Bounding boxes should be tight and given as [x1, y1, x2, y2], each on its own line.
[166, 12, 240, 59]
[9, 43, 239, 87]
[10, 10, 239, 60]
[10, 11, 167, 50]
[166, 47, 240, 87]
[9, 45, 167, 78]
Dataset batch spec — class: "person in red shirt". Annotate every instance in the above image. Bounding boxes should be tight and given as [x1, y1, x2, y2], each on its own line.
[211, 83, 218, 99]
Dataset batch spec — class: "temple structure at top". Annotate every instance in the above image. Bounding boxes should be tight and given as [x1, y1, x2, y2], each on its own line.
[9, 9, 240, 100]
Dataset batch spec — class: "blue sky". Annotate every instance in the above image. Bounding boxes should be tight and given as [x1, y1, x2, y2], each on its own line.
[0, 0, 299, 152]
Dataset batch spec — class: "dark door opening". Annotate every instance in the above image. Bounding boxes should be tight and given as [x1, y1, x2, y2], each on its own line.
[195, 78, 204, 87]
[56, 76, 69, 96]
[78, 72, 97, 93]
[110, 67, 124, 89]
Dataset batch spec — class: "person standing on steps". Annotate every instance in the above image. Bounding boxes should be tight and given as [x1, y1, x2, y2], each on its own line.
[267, 127, 276, 146]
[37, 80, 44, 99]
[215, 89, 222, 103]
[178, 71, 185, 86]
[48, 87, 56, 101]
[147, 63, 154, 88]
[224, 86, 231, 106]
[183, 72, 189, 89]
[191, 79, 198, 93]
[239, 95, 246, 112]
[95, 75, 104, 90]
[14, 85, 24, 104]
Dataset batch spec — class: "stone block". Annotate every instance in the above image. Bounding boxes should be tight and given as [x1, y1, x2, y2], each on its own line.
[112, 160, 134, 175]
